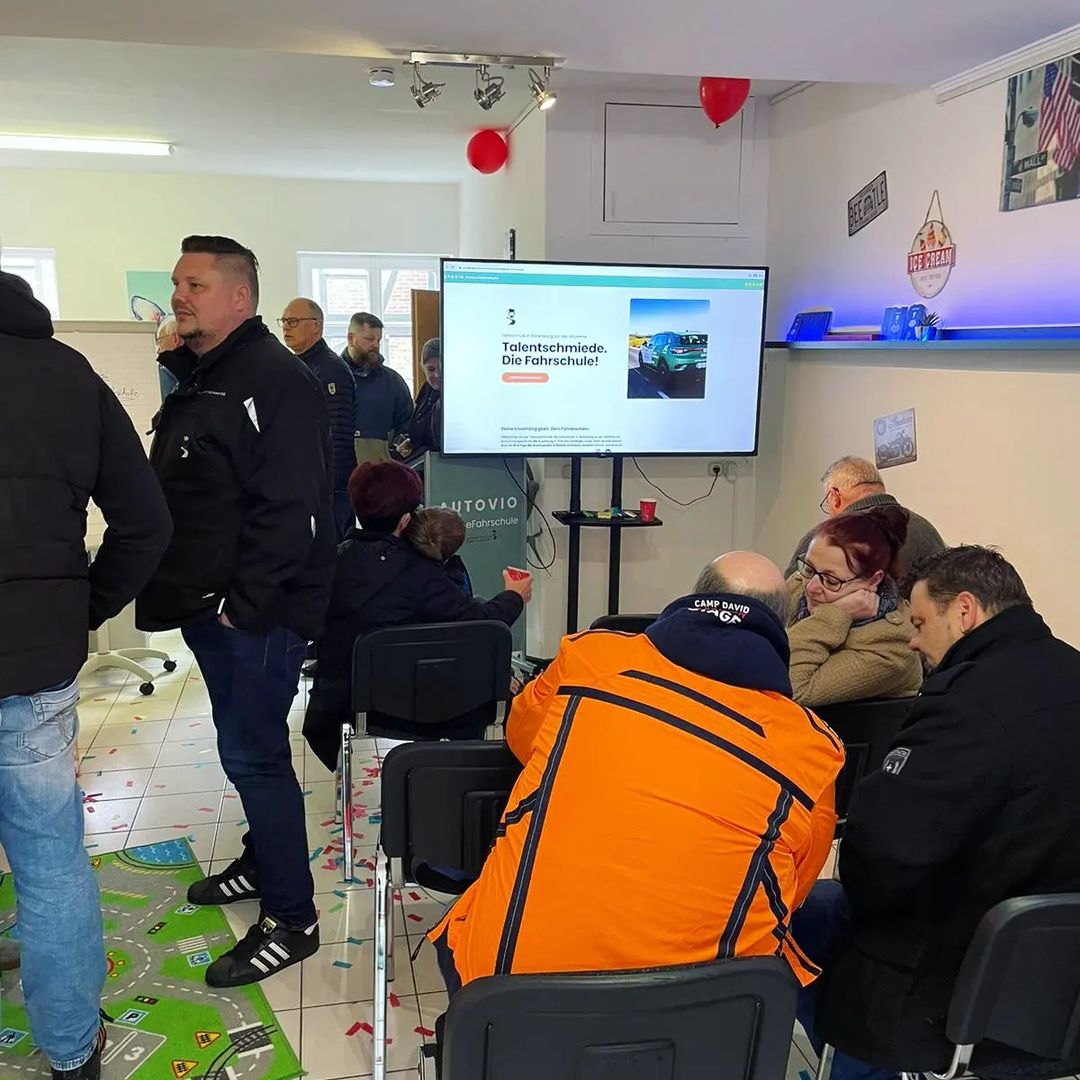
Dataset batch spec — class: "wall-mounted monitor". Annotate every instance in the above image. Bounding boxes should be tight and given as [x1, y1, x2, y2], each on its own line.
[441, 258, 768, 456]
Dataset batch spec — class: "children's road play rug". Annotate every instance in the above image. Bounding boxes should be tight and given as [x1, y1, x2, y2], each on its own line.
[0, 839, 302, 1080]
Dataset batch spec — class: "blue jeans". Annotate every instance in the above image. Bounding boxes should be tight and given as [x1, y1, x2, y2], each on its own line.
[182, 618, 316, 927]
[0, 680, 106, 1071]
[793, 881, 898, 1080]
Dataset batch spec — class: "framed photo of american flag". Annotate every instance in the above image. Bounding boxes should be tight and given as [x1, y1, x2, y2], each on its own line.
[1000, 53, 1080, 211]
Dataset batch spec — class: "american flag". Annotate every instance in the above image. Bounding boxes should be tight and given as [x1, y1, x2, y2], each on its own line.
[1038, 56, 1080, 174]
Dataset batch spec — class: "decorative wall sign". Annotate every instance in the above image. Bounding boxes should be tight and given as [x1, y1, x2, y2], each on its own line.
[1001, 53, 1080, 211]
[874, 408, 917, 470]
[907, 190, 956, 299]
[848, 171, 889, 236]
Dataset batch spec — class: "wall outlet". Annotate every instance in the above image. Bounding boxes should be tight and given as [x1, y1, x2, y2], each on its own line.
[708, 461, 725, 477]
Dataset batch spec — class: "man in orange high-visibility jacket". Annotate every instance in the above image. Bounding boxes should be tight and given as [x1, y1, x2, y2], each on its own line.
[430, 552, 845, 991]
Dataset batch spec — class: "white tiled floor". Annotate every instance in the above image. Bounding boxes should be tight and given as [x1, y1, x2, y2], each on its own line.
[1, 629, 824, 1080]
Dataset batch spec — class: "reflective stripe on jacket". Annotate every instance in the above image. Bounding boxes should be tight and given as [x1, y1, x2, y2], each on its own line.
[430, 626, 844, 986]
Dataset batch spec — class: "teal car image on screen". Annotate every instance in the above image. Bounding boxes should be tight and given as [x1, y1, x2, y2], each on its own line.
[638, 332, 708, 378]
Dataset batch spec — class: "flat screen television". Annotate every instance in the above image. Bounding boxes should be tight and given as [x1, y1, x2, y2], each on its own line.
[440, 258, 768, 457]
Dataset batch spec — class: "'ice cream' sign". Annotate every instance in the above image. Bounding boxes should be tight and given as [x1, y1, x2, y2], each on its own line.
[908, 190, 956, 299]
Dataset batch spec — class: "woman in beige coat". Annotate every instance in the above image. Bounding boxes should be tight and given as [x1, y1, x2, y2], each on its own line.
[787, 504, 922, 708]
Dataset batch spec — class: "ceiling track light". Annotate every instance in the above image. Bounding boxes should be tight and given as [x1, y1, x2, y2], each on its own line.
[411, 62, 446, 109]
[474, 64, 507, 111]
[529, 66, 558, 112]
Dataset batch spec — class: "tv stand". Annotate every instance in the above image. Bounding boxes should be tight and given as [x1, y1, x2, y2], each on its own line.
[554, 455, 663, 634]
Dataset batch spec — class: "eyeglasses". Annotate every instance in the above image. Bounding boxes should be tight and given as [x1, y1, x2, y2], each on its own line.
[819, 487, 838, 514]
[796, 556, 857, 593]
[278, 317, 319, 329]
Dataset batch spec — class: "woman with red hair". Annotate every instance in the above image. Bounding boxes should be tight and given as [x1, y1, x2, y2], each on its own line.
[786, 505, 922, 707]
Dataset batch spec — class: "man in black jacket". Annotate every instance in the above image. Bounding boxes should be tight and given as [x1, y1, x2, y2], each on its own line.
[304, 461, 530, 768]
[0, 270, 171, 1080]
[796, 546, 1080, 1080]
[280, 297, 357, 539]
[137, 236, 336, 988]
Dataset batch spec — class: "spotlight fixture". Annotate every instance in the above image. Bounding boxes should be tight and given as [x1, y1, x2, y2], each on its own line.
[410, 63, 445, 109]
[368, 67, 395, 88]
[473, 65, 507, 111]
[528, 67, 557, 111]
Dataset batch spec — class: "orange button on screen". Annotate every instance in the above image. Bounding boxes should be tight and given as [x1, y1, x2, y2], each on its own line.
[502, 372, 549, 383]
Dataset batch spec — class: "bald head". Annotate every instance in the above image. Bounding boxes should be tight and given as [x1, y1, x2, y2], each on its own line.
[155, 315, 180, 355]
[280, 296, 324, 355]
[693, 551, 790, 625]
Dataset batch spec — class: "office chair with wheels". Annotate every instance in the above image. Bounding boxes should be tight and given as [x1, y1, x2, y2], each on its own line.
[589, 613, 658, 634]
[341, 621, 513, 883]
[423, 956, 799, 1080]
[815, 697, 912, 836]
[815, 893, 1080, 1080]
[372, 740, 523, 1080]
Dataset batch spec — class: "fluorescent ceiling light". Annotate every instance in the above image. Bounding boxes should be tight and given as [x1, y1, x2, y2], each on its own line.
[0, 134, 173, 156]
[933, 22, 1080, 103]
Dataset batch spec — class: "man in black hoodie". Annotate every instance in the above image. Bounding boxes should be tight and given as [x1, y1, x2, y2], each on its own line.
[137, 237, 336, 989]
[0, 270, 172, 1080]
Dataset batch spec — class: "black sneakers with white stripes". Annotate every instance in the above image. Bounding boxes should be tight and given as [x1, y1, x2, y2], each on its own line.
[187, 859, 260, 906]
[205, 913, 319, 988]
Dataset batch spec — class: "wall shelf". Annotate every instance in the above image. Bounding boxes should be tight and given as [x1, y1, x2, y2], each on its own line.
[767, 338, 1080, 352]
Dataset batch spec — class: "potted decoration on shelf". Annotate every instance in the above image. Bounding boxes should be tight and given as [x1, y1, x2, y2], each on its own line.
[916, 310, 941, 341]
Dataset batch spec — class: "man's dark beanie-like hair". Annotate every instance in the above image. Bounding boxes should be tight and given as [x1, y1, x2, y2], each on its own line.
[347, 461, 423, 532]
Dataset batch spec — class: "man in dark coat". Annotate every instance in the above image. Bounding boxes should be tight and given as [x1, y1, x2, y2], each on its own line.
[280, 297, 357, 539]
[138, 236, 336, 990]
[0, 269, 171, 1080]
[796, 546, 1080, 1080]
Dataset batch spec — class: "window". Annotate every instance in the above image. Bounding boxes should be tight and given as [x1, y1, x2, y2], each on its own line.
[297, 252, 442, 394]
[1, 247, 59, 318]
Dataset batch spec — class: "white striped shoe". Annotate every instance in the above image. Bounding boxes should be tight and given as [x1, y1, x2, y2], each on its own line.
[187, 859, 260, 906]
[205, 913, 319, 988]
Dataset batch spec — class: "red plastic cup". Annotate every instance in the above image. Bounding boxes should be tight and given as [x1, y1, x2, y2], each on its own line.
[639, 498, 657, 523]
[506, 567, 531, 581]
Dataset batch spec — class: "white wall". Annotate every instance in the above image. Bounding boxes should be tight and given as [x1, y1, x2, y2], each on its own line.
[523, 88, 770, 655]
[0, 168, 460, 323]
[767, 82, 1080, 338]
[458, 109, 547, 261]
[753, 346, 1080, 646]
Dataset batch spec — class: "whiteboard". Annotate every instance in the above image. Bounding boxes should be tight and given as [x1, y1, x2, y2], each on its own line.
[53, 321, 161, 541]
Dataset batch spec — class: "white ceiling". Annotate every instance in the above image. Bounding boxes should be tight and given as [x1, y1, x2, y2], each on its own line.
[0, 38, 788, 182]
[0, 1, 1076, 182]
[3, 0, 1078, 84]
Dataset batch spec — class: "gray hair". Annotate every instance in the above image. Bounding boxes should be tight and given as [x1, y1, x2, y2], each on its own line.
[301, 298, 324, 325]
[692, 564, 790, 626]
[821, 455, 884, 493]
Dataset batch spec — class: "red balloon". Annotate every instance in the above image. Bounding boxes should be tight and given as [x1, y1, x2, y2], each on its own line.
[698, 77, 751, 127]
[466, 129, 509, 174]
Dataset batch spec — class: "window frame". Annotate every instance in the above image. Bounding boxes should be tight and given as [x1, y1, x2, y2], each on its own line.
[1, 247, 60, 318]
[297, 251, 444, 395]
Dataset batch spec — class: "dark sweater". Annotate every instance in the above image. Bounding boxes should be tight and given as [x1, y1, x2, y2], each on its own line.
[784, 493, 945, 580]
[343, 350, 414, 440]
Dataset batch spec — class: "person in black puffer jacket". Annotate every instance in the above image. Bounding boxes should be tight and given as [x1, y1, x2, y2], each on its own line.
[0, 269, 171, 1080]
[304, 461, 531, 769]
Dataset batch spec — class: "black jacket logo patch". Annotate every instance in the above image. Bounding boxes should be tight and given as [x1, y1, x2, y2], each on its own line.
[882, 747, 911, 775]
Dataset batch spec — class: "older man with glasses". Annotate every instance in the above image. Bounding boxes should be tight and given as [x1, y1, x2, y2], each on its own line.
[280, 298, 357, 540]
[784, 456, 945, 581]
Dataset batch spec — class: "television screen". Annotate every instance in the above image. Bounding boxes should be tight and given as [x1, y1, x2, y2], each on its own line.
[440, 259, 768, 457]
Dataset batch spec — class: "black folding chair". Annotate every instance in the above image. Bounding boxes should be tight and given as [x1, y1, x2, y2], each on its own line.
[589, 613, 659, 634]
[341, 621, 513, 882]
[815, 697, 912, 836]
[816, 894, 1080, 1080]
[372, 741, 523, 1080]
[428, 956, 798, 1080]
